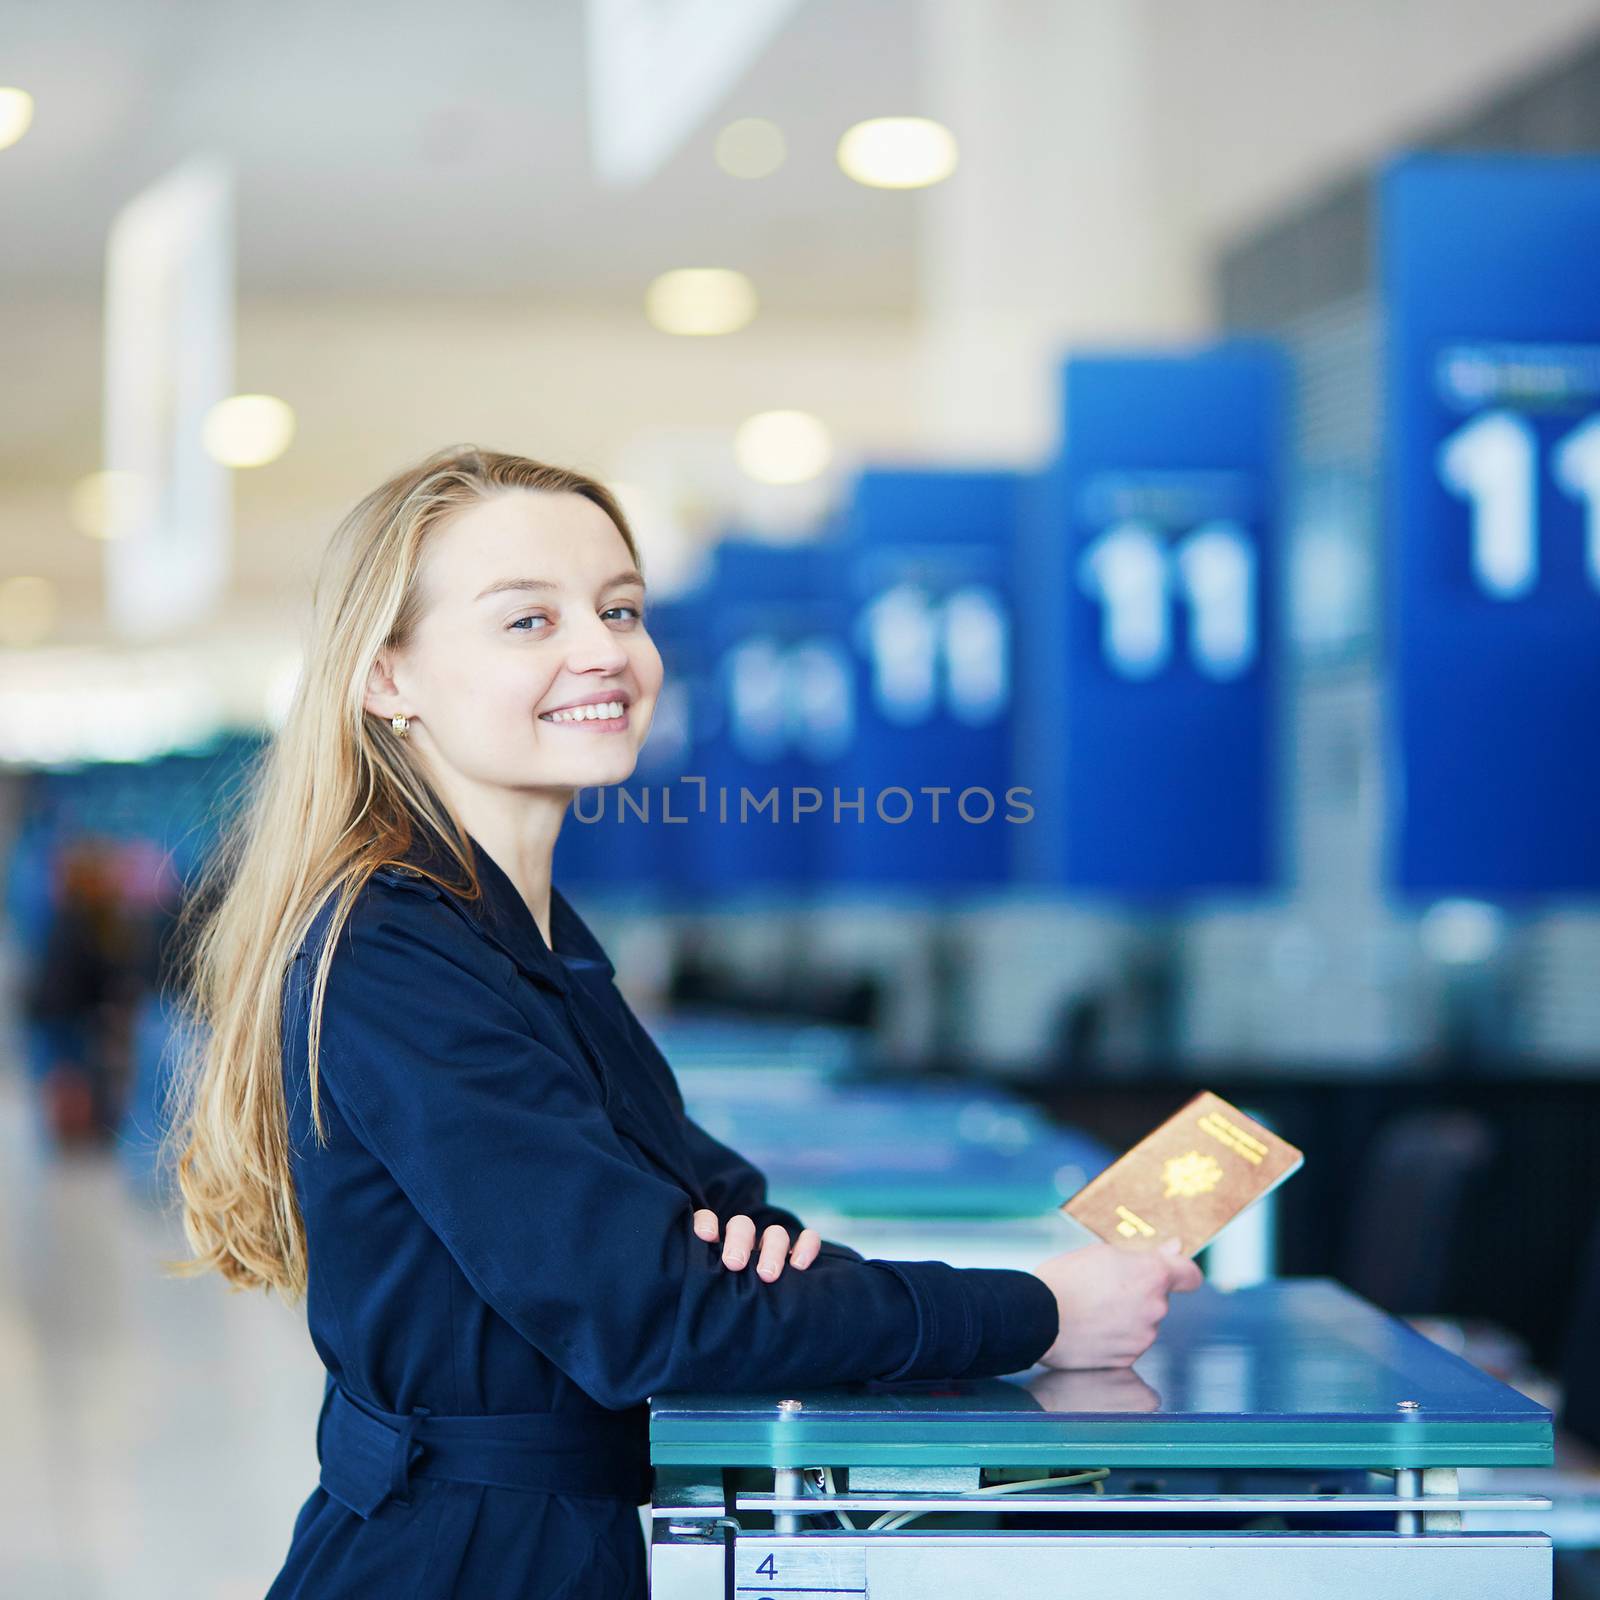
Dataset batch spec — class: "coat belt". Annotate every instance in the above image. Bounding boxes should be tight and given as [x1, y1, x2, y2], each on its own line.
[316, 1380, 653, 1518]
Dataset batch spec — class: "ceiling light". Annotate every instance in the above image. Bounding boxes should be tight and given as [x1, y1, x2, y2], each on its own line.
[645, 268, 757, 336]
[715, 118, 786, 179]
[0, 576, 57, 647]
[836, 116, 958, 189]
[202, 394, 296, 468]
[734, 410, 833, 485]
[607, 479, 662, 540]
[69, 471, 152, 540]
[0, 88, 34, 152]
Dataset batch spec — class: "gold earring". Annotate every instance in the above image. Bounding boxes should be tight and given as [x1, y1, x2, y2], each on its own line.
[391, 714, 410, 738]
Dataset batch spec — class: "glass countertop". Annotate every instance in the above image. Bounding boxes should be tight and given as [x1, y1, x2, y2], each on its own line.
[650, 1278, 1553, 1470]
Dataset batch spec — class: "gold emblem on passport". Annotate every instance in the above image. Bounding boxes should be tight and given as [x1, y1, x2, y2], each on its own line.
[1060, 1091, 1303, 1257]
[1162, 1150, 1223, 1199]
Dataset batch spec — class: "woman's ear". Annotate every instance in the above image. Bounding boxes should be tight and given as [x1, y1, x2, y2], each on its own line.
[362, 650, 404, 719]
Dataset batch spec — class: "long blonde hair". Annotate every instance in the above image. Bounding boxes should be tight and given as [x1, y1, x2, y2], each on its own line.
[161, 445, 641, 1300]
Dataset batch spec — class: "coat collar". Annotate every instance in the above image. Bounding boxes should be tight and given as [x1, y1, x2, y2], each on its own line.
[373, 824, 616, 992]
[373, 821, 708, 1204]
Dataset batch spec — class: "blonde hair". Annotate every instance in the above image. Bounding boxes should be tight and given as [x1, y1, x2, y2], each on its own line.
[161, 445, 641, 1299]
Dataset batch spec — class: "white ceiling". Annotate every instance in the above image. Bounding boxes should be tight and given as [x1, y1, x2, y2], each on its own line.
[0, 0, 923, 310]
[6, 0, 1600, 543]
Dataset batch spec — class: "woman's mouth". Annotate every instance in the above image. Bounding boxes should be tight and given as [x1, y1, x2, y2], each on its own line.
[538, 699, 629, 732]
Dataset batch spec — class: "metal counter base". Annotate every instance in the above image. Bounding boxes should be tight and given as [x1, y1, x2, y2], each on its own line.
[647, 1279, 1555, 1598]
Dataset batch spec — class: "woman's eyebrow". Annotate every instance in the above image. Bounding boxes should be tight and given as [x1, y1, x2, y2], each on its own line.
[474, 570, 645, 601]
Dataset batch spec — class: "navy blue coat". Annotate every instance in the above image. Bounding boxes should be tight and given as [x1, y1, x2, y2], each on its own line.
[265, 828, 1059, 1598]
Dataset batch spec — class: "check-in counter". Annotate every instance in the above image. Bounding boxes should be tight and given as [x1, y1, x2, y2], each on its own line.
[648, 1278, 1554, 1598]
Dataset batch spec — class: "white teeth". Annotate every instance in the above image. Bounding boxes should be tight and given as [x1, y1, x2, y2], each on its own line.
[541, 700, 625, 724]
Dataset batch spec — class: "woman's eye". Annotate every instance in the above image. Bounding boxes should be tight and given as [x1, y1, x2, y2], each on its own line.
[510, 607, 642, 632]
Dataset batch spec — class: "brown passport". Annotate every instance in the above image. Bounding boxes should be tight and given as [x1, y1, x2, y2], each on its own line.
[1060, 1091, 1303, 1257]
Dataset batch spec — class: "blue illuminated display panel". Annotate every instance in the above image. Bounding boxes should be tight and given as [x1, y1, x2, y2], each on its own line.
[1382, 155, 1600, 897]
[690, 538, 853, 897]
[1023, 343, 1286, 897]
[828, 468, 1022, 889]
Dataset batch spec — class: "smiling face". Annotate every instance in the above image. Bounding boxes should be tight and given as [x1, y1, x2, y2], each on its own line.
[375, 489, 662, 801]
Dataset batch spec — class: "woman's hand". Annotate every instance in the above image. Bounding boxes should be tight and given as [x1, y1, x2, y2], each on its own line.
[1028, 1239, 1203, 1369]
[693, 1210, 822, 1281]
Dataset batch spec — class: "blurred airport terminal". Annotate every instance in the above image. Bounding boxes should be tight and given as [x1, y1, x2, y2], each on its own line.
[6, 2, 1600, 1595]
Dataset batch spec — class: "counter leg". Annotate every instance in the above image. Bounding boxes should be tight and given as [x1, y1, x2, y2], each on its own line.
[774, 1466, 803, 1535]
[1395, 1467, 1421, 1534]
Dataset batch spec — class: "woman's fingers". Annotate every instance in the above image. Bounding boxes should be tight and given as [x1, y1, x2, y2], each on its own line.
[789, 1227, 822, 1270]
[700, 1213, 822, 1278]
[756, 1225, 791, 1281]
[721, 1213, 757, 1269]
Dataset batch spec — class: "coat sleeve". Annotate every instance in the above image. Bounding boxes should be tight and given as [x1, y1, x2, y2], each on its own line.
[599, 970, 868, 1264]
[295, 892, 1059, 1410]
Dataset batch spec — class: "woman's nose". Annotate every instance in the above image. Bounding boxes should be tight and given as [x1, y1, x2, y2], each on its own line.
[565, 614, 630, 672]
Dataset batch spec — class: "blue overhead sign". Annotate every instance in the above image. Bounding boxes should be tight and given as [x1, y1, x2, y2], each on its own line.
[827, 467, 1024, 889]
[687, 538, 852, 898]
[1382, 155, 1600, 898]
[1023, 342, 1286, 897]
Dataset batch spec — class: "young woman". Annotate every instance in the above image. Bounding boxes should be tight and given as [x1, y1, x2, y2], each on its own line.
[165, 445, 1201, 1599]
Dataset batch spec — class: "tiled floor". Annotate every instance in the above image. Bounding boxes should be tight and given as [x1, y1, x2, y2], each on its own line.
[0, 1068, 326, 1599]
